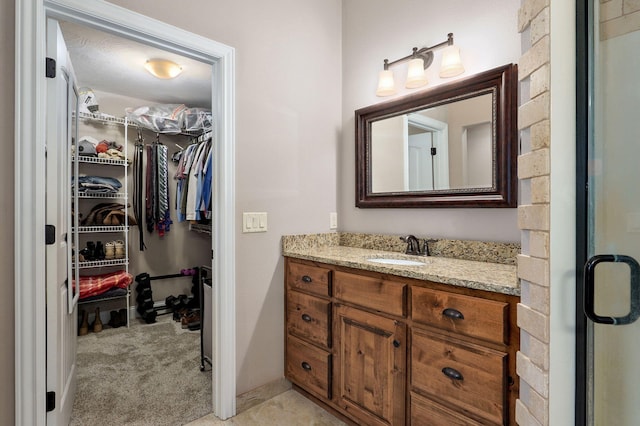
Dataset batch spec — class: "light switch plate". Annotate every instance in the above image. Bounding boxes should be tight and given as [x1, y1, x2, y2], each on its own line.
[243, 212, 268, 233]
[330, 212, 338, 230]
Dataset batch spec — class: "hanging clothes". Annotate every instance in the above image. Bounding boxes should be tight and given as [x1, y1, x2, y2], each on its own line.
[185, 141, 208, 221]
[133, 129, 146, 251]
[145, 145, 155, 233]
[174, 136, 213, 222]
[200, 148, 213, 220]
[156, 143, 173, 236]
[145, 136, 173, 236]
[174, 142, 198, 222]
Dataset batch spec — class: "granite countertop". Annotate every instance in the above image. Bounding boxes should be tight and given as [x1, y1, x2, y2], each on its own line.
[283, 245, 519, 296]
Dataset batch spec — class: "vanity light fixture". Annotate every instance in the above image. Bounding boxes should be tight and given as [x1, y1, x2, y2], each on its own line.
[144, 58, 183, 79]
[376, 33, 465, 97]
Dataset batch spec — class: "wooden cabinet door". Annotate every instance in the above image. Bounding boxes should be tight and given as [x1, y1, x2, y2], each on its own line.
[334, 305, 406, 426]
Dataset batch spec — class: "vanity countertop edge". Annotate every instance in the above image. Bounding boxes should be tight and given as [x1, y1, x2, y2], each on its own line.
[283, 245, 520, 296]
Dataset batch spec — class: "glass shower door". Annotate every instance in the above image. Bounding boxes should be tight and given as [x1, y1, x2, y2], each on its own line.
[581, 1, 640, 424]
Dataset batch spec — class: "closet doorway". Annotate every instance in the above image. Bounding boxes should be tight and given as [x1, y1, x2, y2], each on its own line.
[61, 18, 214, 424]
[15, 1, 236, 424]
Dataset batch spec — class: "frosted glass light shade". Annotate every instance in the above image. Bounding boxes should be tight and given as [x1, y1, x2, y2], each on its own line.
[144, 59, 183, 79]
[376, 69, 396, 97]
[405, 58, 428, 89]
[439, 45, 464, 78]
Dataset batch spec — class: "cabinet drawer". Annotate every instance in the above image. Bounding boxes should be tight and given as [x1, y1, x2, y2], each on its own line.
[287, 262, 331, 297]
[287, 291, 331, 349]
[286, 335, 332, 400]
[411, 392, 484, 426]
[411, 328, 507, 425]
[411, 287, 508, 345]
[334, 271, 406, 317]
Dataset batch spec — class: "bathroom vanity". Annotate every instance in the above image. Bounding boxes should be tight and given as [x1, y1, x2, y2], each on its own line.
[283, 237, 519, 425]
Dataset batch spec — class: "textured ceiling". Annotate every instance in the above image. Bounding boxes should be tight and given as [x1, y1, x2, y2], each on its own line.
[59, 21, 212, 108]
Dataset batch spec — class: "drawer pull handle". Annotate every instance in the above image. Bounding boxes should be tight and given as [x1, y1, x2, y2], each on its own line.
[301, 362, 312, 371]
[442, 308, 464, 320]
[301, 314, 312, 322]
[301, 275, 312, 283]
[442, 367, 464, 381]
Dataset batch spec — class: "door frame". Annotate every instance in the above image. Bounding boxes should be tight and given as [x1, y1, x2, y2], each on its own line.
[575, 0, 590, 424]
[15, 0, 237, 423]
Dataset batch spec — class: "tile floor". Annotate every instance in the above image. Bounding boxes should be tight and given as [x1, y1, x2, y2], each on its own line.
[186, 390, 346, 425]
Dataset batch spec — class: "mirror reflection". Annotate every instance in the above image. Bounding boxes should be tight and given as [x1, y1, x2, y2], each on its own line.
[371, 92, 494, 193]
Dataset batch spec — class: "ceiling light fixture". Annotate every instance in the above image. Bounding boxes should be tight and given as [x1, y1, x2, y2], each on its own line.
[144, 58, 183, 79]
[376, 33, 465, 97]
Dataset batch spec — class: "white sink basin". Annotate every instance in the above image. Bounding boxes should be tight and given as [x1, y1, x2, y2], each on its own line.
[367, 258, 426, 266]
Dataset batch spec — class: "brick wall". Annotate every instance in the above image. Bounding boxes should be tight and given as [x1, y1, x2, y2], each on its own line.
[516, 0, 551, 424]
[600, 0, 640, 39]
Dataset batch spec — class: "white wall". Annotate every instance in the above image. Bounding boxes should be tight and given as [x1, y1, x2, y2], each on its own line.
[106, 0, 342, 394]
[341, 0, 521, 242]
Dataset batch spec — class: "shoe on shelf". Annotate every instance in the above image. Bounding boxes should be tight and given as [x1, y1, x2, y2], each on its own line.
[85, 241, 96, 261]
[79, 309, 89, 336]
[95, 241, 105, 260]
[104, 241, 115, 260]
[114, 240, 125, 259]
[91, 307, 103, 333]
[79, 248, 92, 262]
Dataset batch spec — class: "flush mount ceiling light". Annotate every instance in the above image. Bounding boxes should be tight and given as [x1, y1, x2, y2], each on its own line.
[144, 58, 183, 79]
[376, 33, 465, 97]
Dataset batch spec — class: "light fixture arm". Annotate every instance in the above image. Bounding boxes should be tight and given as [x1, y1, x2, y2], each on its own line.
[376, 33, 462, 97]
[381, 33, 454, 71]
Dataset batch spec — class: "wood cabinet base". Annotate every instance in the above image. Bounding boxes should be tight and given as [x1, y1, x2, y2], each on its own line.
[285, 257, 519, 426]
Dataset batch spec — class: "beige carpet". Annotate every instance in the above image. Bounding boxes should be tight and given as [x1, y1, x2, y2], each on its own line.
[71, 314, 212, 425]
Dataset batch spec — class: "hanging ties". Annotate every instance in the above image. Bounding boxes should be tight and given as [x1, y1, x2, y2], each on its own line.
[145, 144, 155, 233]
[156, 141, 172, 236]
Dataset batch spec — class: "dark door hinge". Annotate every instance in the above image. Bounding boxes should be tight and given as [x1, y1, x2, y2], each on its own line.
[45, 225, 56, 245]
[430, 147, 437, 156]
[46, 391, 55, 412]
[45, 57, 56, 78]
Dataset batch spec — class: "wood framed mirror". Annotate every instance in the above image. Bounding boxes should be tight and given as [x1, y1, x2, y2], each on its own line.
[356, 63, 517, 208]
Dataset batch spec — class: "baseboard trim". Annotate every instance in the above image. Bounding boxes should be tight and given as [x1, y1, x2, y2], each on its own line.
[236, 377, 292, 414]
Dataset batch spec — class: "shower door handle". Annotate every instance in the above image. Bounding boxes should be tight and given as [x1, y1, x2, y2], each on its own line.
[584, 254, 640, 325]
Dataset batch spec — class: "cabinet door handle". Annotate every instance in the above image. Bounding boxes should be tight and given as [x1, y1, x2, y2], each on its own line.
[301, 275, 312, 283]
[301, 313, 312, 322]
[301, 362, 312, 371]
[393, 339, 401, 348]
[442, 367, 464, 381]
[442, 308, 464, 320]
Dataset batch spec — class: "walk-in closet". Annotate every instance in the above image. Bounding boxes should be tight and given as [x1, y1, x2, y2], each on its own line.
[58, 19, 216, 424]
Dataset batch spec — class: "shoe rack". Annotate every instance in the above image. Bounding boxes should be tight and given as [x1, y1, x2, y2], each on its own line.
[72, 112, 131, 327]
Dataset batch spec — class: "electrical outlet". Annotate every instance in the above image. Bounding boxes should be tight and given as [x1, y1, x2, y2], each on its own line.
[243, 212, 268, 233]
[330, 212, 338, 230]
